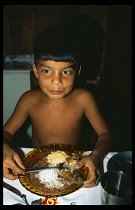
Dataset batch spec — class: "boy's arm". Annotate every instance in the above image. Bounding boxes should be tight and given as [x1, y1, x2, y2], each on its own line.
[75, 90, 112, 187]
[83, 90, 112, 157]
[3, 92, 30, 179]
[75, 132, 112, 188]
[3, 139, 26, 180]
[90, 132, 112, 161]
[3, 130, 13, 146]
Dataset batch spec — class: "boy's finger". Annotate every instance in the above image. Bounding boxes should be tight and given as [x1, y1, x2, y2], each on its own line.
[5, 158, 25, 175]
[75, 158, 86, 169]
[13, 154, 26, 169]
[3, 168, 18, 180]
[4, 174, 18, 180]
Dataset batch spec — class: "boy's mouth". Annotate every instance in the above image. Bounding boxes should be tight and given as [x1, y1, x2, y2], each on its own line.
[49, 90, 63, 95]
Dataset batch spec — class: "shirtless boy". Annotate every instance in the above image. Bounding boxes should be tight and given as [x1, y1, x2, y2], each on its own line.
[3, 30, 112, 188]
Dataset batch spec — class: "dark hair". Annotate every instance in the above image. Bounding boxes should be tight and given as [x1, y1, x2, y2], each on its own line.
[33, 28, 81, 71]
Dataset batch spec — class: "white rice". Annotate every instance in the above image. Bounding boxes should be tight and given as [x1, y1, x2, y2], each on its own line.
[35, 151, 69, 189]
[35, 168, 64, 188]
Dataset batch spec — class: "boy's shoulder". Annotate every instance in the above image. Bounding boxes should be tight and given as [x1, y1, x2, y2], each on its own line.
[19, 88, 41, 103]
[22, 88, 40, 96]
[73, 88, 95, 104]
[73, 88, 93, 98]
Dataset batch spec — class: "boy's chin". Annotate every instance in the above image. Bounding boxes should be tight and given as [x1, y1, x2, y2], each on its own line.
[46, 93, 65, 100]
[42, 89, 72, 100]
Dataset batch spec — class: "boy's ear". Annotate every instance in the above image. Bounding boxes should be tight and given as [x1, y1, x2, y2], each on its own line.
[78, 65, 81, 76]
[33, 64, 39, 78]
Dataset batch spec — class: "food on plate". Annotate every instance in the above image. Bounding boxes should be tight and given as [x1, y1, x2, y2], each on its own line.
[46, 151, 69, 166]
[29, 150, 81, 193]
[35, 168, 65, 189]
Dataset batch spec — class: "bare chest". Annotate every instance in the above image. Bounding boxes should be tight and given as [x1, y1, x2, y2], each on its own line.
[29, 101, 84, 134]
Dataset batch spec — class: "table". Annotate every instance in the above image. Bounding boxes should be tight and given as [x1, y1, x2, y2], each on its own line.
[3, 148, 117, 205]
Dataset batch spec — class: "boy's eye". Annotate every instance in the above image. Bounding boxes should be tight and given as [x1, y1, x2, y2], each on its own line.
[42, 69, 50, 73]
[62, 70, 72, 75]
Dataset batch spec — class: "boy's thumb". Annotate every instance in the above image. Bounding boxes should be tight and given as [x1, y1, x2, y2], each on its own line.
[75, 159, 85, 169]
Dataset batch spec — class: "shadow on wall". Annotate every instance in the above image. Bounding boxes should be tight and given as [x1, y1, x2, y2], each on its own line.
[60, 14, 105, 82]
[12, 117, 32, 148]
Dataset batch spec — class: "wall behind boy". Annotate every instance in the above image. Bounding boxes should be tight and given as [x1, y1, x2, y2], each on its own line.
[101, 5, 132, 151]
[3, 5, 132, 151]
[3, 5, 108, 75]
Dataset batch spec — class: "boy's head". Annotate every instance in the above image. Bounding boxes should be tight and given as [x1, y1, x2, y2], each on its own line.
[33, 28, 81, 74]
[33, 28, 81, 100]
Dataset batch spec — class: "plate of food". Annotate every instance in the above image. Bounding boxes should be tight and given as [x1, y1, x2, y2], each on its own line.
[19, 144, 89, 197]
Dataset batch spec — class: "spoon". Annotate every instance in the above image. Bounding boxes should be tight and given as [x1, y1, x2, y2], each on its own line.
[25, 160, 77, 173]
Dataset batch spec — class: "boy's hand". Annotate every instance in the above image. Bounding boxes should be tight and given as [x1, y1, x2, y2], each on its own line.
[75, 154, 101, 188]
[3, 144, 25, 180]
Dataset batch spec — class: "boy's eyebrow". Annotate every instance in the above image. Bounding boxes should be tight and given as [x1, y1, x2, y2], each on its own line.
[39, 63, 75, 70]
[39, 64, 51, 68]
[62, 65, 75, 70]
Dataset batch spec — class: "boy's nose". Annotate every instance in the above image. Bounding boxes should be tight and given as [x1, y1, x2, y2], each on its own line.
[51, 74, 62, 85]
